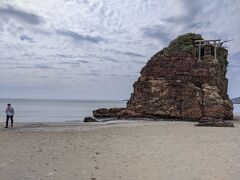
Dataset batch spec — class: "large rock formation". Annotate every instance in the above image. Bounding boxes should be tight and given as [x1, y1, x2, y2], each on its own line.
[92, 33, 233, 121]
[127, 33, 233, 120]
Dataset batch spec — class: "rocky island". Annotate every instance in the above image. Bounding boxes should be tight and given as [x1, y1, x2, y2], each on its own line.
[90, 33, 234, 126]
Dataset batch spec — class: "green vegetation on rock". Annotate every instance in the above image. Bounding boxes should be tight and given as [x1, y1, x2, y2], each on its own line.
[166, 33, 203, 54]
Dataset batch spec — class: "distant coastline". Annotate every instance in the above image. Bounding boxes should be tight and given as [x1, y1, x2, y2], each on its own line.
[232, 97, 240, 104]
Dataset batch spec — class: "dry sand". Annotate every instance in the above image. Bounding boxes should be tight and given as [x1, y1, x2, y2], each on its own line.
[0, 118, 240, 180]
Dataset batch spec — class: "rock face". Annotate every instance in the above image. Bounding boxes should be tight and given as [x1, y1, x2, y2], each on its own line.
[84, 116, 98, 122]
[93, 108, 144, 119]
[127, 33, 233, 120]
[195, 117, 234, 127]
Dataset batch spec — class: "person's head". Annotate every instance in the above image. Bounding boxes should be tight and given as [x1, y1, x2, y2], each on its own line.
[7, 104, 11, 107]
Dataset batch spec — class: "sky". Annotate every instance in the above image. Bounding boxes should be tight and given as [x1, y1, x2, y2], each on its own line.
[0, 0, 239, 100]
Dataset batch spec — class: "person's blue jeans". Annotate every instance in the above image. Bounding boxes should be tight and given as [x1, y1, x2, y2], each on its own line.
[6, 115, 13, 127]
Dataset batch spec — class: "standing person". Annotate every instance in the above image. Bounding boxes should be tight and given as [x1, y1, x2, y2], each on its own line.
[5, 104, 15, 128]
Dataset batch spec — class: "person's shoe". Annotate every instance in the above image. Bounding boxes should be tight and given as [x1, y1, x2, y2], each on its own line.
[11, 124, 13, 127]
[5, 126, 8, 128]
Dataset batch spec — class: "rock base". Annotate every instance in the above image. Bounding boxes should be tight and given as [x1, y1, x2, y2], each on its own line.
[93, 108, 146, 119]
[195, 117, 234, 127]
[84, 117, 99, 122]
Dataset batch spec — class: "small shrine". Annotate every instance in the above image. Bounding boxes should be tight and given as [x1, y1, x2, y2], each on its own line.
[194, 39, 222, 62]
[203, 45, 212, 56]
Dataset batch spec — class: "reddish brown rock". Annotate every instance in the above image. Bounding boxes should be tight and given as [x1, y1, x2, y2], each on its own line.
[127, 33, 233, 121]
[93, 108, 126, 118]
[195, 117, 234, 127]
[115, 109, 143, 119]
[84, 116, 98, 122]
[93, 108, 144, 119]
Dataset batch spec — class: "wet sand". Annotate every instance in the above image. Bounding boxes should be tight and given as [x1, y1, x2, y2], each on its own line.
[0, 118, 240, 180]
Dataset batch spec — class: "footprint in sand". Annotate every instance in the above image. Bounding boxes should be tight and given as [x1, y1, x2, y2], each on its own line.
[47, 169, 57, 176]
[47, 172, 54, 176]
[0, 163, 7, 167]
[92, 156, 97, 161]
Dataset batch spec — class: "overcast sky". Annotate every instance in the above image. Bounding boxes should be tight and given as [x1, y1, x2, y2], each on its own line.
[0, 0, 239, 100]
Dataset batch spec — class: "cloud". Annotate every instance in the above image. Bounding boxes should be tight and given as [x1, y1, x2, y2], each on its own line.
[35, 57, 47, 60]
[101, 57, 118, 62]
[132, 60, 146, 64]
[14, 66, 32, 69]
[165, 0, 203, 24]
[165, 0, 208, 24]
[188, 22, 211, 29]
[142, 25, 172, 44]
[106, 49, 146, 58]
[163, 0, 219, 32]
[56, 29, 104, 43]
[0, 5, 44, 25]
[76, 72, 138, 77]
[34, 65, 55, 69]
[108, 73, 138, 77]
[123, 52, 145, 58]
[20, 34, 34, 43]
[77, 60, 91, 64]
[59, 62, 79, 65]
[56, 54, 74, 58]
[60, 60, 90, 64]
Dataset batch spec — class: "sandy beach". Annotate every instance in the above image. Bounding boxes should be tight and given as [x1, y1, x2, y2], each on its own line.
[0, 118, 240, 180]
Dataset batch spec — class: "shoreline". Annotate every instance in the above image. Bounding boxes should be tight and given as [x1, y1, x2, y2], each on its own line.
[2, 115, 238, 132]
[1, 114, 239, 128]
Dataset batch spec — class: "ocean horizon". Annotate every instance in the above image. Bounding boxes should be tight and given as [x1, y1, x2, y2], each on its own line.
[0, 98, 126, 122]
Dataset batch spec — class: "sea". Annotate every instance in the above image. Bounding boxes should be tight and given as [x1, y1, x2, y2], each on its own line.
[0, 98, 239, 122]
[0, 98, 126, 122]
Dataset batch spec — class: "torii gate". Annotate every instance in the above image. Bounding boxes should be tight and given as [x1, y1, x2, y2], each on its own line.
[194, 39, 222, 62]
